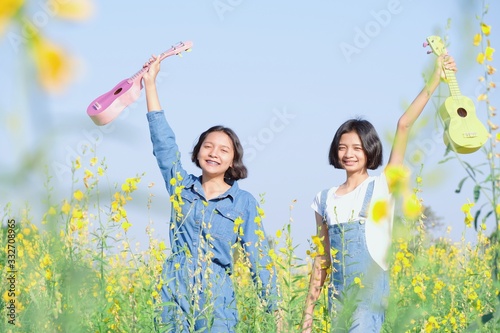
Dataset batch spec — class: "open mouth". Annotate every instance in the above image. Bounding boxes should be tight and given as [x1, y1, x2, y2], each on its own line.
[205, 160, 220, 166]
[342, 160, 356, 166]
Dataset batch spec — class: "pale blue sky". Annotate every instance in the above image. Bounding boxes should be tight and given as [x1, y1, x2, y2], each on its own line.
[1, 0, 499, 257]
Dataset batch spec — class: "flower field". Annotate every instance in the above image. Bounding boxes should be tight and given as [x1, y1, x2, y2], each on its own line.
[1, 153, 499, 332]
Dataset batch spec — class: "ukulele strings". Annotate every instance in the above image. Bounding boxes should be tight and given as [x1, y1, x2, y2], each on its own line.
[445, 67, 474, 138]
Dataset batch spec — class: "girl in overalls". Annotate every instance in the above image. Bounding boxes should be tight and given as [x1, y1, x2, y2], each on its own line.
[143, 56, 279, 332]
[302, 54, 456, 332]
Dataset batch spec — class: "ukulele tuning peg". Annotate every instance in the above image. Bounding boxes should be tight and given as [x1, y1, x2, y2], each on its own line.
[185, 48, 192, 52]
[427, 50, 433, 54]
[423, 41, 429, 47]
[177, 53, 183, 57]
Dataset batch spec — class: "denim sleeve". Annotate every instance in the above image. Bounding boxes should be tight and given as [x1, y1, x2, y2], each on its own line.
[147, 111, 189, 194]
[240, 196, 279, 312]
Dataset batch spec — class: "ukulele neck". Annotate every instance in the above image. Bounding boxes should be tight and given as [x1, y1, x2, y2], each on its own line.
[444, 69, 462, 97]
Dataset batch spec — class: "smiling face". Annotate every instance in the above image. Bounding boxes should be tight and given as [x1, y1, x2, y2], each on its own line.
[197, 131, 235, 179]
[338, 131, 368, 174]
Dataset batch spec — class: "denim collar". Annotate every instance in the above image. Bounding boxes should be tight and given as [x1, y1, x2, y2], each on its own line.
[186, 176, 239, 201]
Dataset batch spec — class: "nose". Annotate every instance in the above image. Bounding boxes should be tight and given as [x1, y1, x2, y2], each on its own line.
[344, 147, 354, 157]
[208, 148, 218, 158]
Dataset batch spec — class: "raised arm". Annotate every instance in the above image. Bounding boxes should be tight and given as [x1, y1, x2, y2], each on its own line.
[387, 54, 456, 167]
[144, 56, 190, 194]
[143, 55, 162, 112]
[302, 213, 331, 333]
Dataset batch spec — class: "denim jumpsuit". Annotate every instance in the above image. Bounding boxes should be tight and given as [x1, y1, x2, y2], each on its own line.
[319, 181, 389, 333]
[147, 111, 277, 332]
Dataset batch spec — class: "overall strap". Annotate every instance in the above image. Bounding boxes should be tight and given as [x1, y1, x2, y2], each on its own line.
[319, 189, 329, 223]
[358, 180, 375, 219]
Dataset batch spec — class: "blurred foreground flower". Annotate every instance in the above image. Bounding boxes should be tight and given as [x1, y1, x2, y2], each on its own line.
[0, 0, 24, 35]
[0, 0, 94, 93]
[385, 165, 410, 195]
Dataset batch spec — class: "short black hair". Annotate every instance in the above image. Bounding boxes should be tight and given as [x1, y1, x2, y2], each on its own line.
[328, 118, 383, 170]
[191, 125, 248, 181]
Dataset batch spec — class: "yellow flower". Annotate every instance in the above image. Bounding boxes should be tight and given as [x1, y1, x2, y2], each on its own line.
[473, 33, 481, 46]
[257, 206, 265, 217]
[0, 0, 24, 35]
[354, 276, 364, 288]
[312, 235, 324, 255]
[45, 269, 53, 280]
[461, 202, 475, 227]
[403, 194, 422, 220]
[477, 94, 488, 101]
[496, 204, 500, 216]
[254, 229, 265, 241]
[121, 221, 132, 232]
[32, 36, 74, 93]
[61, 200, 71, 214]
[233, 216, 244, 235]
[385, 165, 409, 195]
[485, 46, 495, 61]
[90, 157, 98, 166]
[83, 169, 94, 188]
[477, 53, 485, 64]
[40, 254, 53, 268]
[47, 0, 94, 21]
[47, 206, 57, 215]
[371, 199, 389, 223]
[275, 229, 282, 238]
[73, 190, 84, 201]
[75, 157, 81, 170]
[488, 120, 498, 130]
[122, 177, 141, 193]
[481, 22, 491, 36]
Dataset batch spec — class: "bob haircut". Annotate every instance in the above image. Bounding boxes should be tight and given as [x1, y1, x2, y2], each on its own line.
[191, 125, 248, 181]
[328, 118, 383, 170]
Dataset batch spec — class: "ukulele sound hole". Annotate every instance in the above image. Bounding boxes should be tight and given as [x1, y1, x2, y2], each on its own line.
[457, 108, 467, 118]
[114, 88, 123, 95]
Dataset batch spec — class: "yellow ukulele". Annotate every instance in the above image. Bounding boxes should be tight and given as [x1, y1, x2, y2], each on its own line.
[425, 35, 488, 154]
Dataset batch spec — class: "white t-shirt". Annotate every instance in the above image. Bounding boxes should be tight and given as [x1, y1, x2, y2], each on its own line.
[311, 173, 393, 271]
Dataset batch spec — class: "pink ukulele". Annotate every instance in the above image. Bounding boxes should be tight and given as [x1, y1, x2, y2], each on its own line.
[87, 41, 193, 126]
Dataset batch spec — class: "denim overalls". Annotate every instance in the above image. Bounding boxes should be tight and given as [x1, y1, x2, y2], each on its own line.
[147, 111, 277, 332]
[319, 181, 389, 332]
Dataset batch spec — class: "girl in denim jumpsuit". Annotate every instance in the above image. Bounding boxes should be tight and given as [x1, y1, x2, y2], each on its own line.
[302, 54, 457, 333]
[143, 56, 279, 332]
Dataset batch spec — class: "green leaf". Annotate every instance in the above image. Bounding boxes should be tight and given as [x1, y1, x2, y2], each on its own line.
[473, 185, 481, 202]
[463, 162, 477, 177]
[482, 210, 493, 223]
[438, 156, 455, 164]
[455, 177, 468, 193]
[474, 209, 481, 231]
